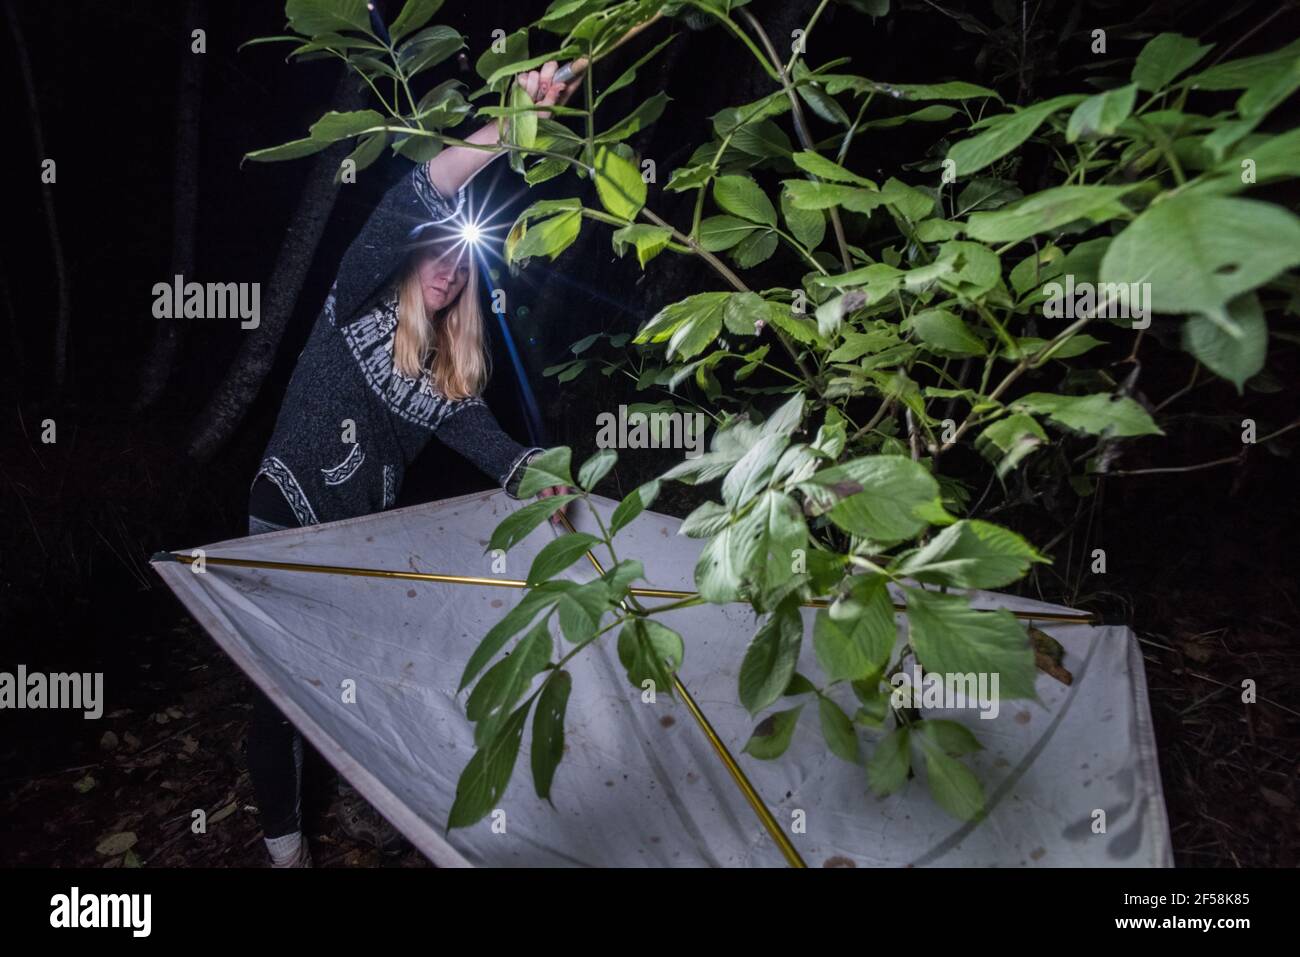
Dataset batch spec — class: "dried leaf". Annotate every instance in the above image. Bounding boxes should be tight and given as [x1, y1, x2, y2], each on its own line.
[95, 831, 138, 856]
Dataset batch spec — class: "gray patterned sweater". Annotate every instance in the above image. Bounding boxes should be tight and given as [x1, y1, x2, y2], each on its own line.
[253, 162, 543, 526]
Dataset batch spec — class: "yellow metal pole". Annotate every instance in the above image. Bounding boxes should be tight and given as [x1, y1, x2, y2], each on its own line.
[552, 509, 808, 868]
[153, 553, 1097, 624]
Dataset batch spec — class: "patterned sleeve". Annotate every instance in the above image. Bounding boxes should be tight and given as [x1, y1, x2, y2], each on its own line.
[434, 401, 545, 499]
[332, 162, 468, 326]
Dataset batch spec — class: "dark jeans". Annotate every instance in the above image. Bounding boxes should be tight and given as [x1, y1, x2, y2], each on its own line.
[246, 480, 315, 839]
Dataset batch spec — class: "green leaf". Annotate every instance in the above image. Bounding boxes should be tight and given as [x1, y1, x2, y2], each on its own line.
[483, 46, 583, 88]
[860, 104, 959, 129]
[1183, 38, 1300, 91]
[760, 392, 807, 439]
[637, 292, 731, 361]
[797, 81, 850, 126]
[786, 672, 818, 697]
[781, 187, 826, 249]
[611, 224, 672, 267]
[827, 329, 899, 362]
[550, 579, 610, 643]
[507, 209, 582, 264]
[594, 34, 677, 109]
[389, 0, 445, 42]
[285, 0, 369, 36]
[867, 727, 911, 797]
[1100, 194, 1300, 329]
[246, 109, 387, 163]
[783, 180, 884, 214]
[695, 491, 807, 604]
[678, 500, 731, 539]
[448, 703, 530, 829]
[593, 145, 646, 220]
[603, 559, 644, 599]
[577, 448, 617, 491]
[459, 588, 561, 691]
[918, 734, 985, 821]
[916, 719, 983, 757]
[1182, 291, 1267, 392]
[947, 94, 1086, 177]
[862, 79, 999, 101]
[904, 589, 1037, 700]
[722, 292, 766, 335]
[738, 599, 804, 714]
[791, 150, 876, 186]
[311, 109, 385, 142]
[246, 136, 333, 163]
[397, 24, 464, 77]
[766, 306, 825, 346]
[714, 175, 777, 226]
[731, 229, 777, 267]
[975, 413, 1048, 477]
[699, 215, 757, 252]
[742, 706, 804, 760]
[487, 494, 580, 553]
[819, 74, 997, 100]
[1014, 392, 1163, 438]
[609, 481, 660, 537]
[665, 162, 715, 192]
[965, 185, 1134, 244]
[721, 433, 788, 509]
[1066, 83, 1138, 142]
[525, 533, 600, 587]
[1190, 128, 1300, 196]
[813, 576, 896, 681]
[474, 28, 528, 90]
[466, 619, 551, 746]
[517, 447, 575, 497]
[935, 240, 1002, 297]
[597, 91, 670, 143]
[616, 618, 683, 697]
[731, 119, 793, 158]
[802, 456, 945, 543]
[1132, 33, 1213, 91]
[508, 82, 538, 150]
[897, 520, 1048, 589]
[881, 177, 934, 222]
[955, 178, 1023, 216]
[819, 696, 860, 763]
[531, 670, 571, 803]
[909, 308, 986, 357]
[338, 132, 387, 179]
[852, 674, 890, 728]
[712, 92, 790, 135]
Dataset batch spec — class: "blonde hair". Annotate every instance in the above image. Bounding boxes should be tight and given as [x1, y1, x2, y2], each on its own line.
[393, 250, 490, 400]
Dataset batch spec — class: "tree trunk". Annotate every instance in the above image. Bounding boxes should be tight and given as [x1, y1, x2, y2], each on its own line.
[187, 67, 365, 462]
[135, 0, 207, 412]
[6, 0, 71, 400]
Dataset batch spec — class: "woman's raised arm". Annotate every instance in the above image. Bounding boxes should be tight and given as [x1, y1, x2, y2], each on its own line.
[425, 60, 580, 199]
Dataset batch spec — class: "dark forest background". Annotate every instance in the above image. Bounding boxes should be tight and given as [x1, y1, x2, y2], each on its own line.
[1, 0, 1297, 866]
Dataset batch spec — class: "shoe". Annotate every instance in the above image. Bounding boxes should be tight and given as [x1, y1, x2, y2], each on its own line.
[334, 780, 403, 851]
[266, 831, 313, 868]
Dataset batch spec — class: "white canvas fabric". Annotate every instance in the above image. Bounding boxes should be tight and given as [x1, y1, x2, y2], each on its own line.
[151, 490, 1171, 868]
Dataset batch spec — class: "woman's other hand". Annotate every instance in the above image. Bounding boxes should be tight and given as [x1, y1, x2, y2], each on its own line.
[514, 60, 583, 121]
[539, 483, 574, 527]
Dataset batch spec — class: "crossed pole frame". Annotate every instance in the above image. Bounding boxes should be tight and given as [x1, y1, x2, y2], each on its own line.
[154, 510, 1095, 870]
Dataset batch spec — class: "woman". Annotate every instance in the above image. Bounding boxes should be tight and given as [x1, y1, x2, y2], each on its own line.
[246, 63, 577, 867]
